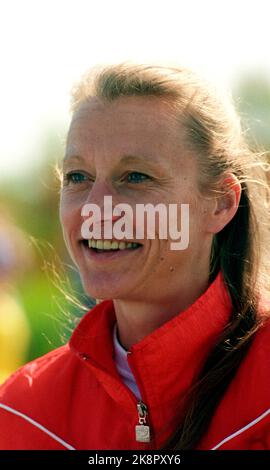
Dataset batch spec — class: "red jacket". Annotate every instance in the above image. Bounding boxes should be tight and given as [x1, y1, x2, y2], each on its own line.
[0, 272, 269, 450]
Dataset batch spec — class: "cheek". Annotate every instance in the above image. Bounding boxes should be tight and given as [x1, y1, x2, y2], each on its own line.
[187, 198, 214, 252]
[59, 196, 71, 234]
[170, 199, 207, 255]
[59, 196, 82, 266]
[59, 193, 81, 239]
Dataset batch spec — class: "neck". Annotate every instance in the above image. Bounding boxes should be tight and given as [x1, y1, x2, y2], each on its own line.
[113, 269, 210, 351]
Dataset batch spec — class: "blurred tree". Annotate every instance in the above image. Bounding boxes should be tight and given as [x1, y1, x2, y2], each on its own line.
[233, 73, 270, 149]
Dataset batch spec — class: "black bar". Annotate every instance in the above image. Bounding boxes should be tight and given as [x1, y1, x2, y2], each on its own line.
[0, 450, 269, 467]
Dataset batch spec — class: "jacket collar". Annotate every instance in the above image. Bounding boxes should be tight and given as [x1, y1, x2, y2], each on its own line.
[69, 271, 232, 446]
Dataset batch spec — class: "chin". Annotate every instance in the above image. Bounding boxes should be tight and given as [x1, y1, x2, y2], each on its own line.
[81, 277, 126, 301]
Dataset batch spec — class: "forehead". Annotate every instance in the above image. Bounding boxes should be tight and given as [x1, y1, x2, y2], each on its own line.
[66, 96, 186, 154]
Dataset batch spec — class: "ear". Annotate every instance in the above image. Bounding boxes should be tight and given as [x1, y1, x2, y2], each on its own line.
[206, 173, 241, 234]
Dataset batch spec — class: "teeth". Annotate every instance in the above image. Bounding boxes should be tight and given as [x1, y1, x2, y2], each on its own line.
[103, 240, 112, 250]
[111, 241, 119, 250]
[87, 240, 141, 250]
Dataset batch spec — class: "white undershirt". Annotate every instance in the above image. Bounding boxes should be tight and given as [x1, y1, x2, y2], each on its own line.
[113, 322, 142, 400]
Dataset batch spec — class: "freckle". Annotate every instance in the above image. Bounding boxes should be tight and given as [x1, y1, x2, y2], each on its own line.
[160, 257, 164, 261]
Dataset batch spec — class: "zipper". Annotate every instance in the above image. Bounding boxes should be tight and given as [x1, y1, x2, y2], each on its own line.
[78, 346, 154, 445]
[127, 351, 153, 445]
[136, 401, 151, 443]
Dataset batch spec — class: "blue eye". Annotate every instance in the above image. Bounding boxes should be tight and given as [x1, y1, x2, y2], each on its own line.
[127, 172, 150, 183]
[65, 172, 88, 184]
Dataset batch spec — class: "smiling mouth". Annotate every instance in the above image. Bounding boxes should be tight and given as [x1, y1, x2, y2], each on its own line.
[81, 239, 143, 253]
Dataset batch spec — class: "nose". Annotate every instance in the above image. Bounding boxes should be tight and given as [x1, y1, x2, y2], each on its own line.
[84, 178, 115, 208]
[81, 178, 122, 225]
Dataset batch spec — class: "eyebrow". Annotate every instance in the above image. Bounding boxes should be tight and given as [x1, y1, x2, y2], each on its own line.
[63, 153, 160, 166]
[119, 155, 155, 165]
[62, 153, 169, 179]
[63, 154, 84, 163]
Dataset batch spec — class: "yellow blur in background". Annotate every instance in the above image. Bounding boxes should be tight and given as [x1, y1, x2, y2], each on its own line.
[0, 218, 33, 384]
[0, 291, 31, 384]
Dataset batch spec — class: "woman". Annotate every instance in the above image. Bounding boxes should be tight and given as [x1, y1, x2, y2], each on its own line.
[0, 62, 270, 450]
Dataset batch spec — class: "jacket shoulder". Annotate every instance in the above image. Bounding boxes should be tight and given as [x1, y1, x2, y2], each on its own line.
[0, 344, 80, 449]
[247, 315, 270, 366]
[227, 315, 270, 407]
[0, 344, 73, 406]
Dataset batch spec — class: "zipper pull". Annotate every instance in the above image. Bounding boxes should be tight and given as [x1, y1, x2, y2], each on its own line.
[135, 401, 151, 443]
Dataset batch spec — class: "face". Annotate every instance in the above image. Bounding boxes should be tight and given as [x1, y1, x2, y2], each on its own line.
[60, 96, 213, 303]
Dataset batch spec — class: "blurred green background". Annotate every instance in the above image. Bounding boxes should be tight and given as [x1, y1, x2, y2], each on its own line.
[0, 125, 96, 383]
